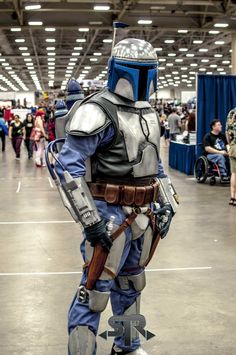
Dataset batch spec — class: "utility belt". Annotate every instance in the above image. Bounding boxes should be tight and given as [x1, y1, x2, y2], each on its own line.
[88, 180, 159, 206]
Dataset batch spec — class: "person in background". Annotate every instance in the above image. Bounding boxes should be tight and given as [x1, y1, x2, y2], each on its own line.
[8, 114, 25, 160]
[185, 110, 196, 132]
[0, 112, 8, 152]
[34, 111, 48, 167]
[160, 112, 169, 146]
[47, 110, 56, 143]
[203, 119, 230, 182]
[226, 108, 236, 206]
[168, 107, 181, 141]
[23, 113, 34, 159]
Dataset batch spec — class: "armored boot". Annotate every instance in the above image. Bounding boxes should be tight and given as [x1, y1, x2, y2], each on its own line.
[110, 344, 148, 355]
[68, 325, 96, 355]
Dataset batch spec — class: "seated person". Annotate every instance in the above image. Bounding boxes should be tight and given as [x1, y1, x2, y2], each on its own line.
[203, 119, 230, 182]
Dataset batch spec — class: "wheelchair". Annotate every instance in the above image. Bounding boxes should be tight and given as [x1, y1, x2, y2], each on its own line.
[194, 153, 231, 185]
[194, 155, 220, 185]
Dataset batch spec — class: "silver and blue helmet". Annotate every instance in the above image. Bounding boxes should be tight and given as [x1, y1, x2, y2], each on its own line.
[107, 38, 158, 102]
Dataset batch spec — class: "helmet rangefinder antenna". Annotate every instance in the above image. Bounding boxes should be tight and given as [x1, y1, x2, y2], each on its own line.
[111, 21, 129, 52]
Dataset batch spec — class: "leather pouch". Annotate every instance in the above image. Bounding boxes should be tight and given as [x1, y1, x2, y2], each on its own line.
[105, 184, 120, 204]
[134, 186, 146, 206]
[121, 186, 135, 205]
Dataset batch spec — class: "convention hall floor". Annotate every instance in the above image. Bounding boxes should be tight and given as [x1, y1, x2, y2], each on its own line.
[0, 140, 236, 355]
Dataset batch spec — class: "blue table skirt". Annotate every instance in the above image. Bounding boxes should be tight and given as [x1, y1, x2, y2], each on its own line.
[169, 141, 196, 175]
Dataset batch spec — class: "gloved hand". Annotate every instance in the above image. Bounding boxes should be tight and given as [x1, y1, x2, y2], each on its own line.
[154, 204, 173, 239]
[84, 219, 113, 252]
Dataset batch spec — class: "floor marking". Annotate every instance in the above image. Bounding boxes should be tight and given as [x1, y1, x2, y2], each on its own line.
[16, 181, 21, 193]
[0, 267, 212, 277]
[0, 220, 74, 225]
[48, 177, 54, 188]
[146, 266, 212, 272]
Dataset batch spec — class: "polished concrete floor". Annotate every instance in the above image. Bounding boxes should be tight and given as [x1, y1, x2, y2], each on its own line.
[0, 139, 236, 355]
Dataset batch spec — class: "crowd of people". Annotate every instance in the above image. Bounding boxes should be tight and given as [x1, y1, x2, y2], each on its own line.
[0, 107, 55, 167]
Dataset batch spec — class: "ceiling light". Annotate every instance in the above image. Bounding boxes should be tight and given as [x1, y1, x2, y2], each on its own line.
[168, 53, 176, 57]
[47, 52, 56, 56]
[46, 47, 55, 51]
[27, 66, 34, 69]
[89, 21, 103, 25]
[214, 54, 223, 57]
[103, 39, 112, 43]
[166, 63, 173, 66]
[158, 66, 165, 70]
[11, 28, 21, 32]
[65, 74, 71, 78]
[210, 64, 217, 68]
[90, 58, 98, 62]
[0, 59, 5, 62]
[155, 47, 163, 51]
[138, 19, 152, 25]
[45, 27, 56, 32]
[78, 28, 89, 32]
[150, 5, 165, 10]
[15, 39, 25, 43]
[25, 4, 41, 10]
[178, 29, 188, 33]
[5, 66, 12, 70]
[94, 5, 110, 11]
[24, 58, 32, 62]
[179, 48, 188, 52]
[201, 59, 209, 62]
[189, 71, 196, 75]
[181, 67, 188, 70]
[93, 52, 102, 56]
[199, 68, 206, 71]
[217, 68, 224, 71]
[28, 21, 43, 26]
[222, 60, 230, 64]
[199, 48, 208, 52]
[46, 39, 55, 42]
[186, 53, 194, 57]
[215, 40, 225, 45]
[74, 47, 83, 50]
[21, 52, 30, 56]
[9, 71, 15, 74]
[72, 52, 80, 56]
[164, 39, 175, 43]
[214, 23, 228, 28]
[219, 72, 226, 75]
[190, 63, 198, 67]
[175, 59, 183, 62]
[229, 49, 232, 53]
[70, 58, 77, 61]
[158, 58, 166, 62]
[29, 71, 36, 74]
[19, 47, 28, 50]
[76, 39, 86, 43]
[82, 70, 89, 74]
[84, 66, 91, 69]
[209, 30, 220, 34]
[48, 58, 55, 61]
[193, 40, 203, 44]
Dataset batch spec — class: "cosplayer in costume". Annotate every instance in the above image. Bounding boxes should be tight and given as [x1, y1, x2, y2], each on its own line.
[46, 38, 178, 355]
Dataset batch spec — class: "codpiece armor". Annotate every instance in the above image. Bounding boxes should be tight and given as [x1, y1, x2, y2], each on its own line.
[47, 38, 178, 355]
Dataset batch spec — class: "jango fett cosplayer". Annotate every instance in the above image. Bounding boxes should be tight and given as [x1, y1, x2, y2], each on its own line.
[46, 38, 178, 355]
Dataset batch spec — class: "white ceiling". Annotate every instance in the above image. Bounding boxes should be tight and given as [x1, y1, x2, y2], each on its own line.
[0, 0, 236, 92]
